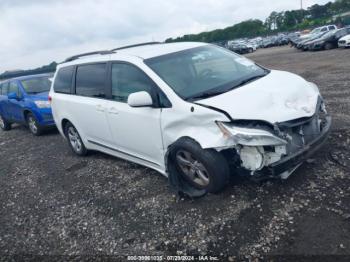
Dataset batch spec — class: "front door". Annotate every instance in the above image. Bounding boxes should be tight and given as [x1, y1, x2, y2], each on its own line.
[7, 81, 24, 122]
[105, 63, 164, 168]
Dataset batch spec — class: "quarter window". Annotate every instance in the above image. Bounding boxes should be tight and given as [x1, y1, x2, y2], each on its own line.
[8, 82, 21, 97]
[76, 63, 106, 98]
[54, 66, 74, 94]
[111, 63, 155, 103]
[1, 83, 8, 95]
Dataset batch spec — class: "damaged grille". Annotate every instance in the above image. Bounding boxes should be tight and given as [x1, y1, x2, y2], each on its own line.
[277, 98, 327, 155]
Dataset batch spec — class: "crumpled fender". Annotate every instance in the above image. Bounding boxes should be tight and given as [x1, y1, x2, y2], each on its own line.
[161, 103, 233, 151]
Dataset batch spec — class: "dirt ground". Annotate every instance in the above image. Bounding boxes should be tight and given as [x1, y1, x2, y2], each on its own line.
[0, 46, 349, 261]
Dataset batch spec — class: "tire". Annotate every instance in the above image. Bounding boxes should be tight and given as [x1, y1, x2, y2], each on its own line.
[324, 43, 333, 50]
[169, 138, 230, 193]
[26, 113, 43, 136]
[64, 122, 88, 156]
[0, 114, 11, 131]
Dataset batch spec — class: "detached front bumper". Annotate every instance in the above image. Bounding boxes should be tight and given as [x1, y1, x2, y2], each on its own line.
[256, 115, 332, 178]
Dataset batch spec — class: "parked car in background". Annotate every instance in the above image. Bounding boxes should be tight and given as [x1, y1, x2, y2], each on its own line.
[262, 38, 274, 48]
[296, 31, 327, 50]
[299, 25, 337, 40]
[291, 25, 337, 47]
[309, 27, 350, 51]
[0, 74, 55, 135]
[227, 43, 253, 54]
[338, 33, 350, 48]
[50, 42, 331, 195]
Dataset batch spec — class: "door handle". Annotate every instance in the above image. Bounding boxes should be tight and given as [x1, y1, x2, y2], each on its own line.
[108, 107, 119, 115]
[96, 104, 105, 112]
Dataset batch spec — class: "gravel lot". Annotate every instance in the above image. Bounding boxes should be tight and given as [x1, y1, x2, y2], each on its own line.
[0, 46, 349, 260]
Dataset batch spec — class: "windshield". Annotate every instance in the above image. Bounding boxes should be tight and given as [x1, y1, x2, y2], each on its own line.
[21, 76, 51, 94]
[321, 30, 337, 39]
[310, 28, 321, 34]
[145, 45, 268, 100]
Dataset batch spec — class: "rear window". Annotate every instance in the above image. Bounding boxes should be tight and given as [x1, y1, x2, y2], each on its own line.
[21, 77, 51, 94]
[75, 63, 106, 98]
[54, 66, 74, 94]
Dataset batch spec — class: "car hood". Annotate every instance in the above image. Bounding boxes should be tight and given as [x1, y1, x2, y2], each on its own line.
[197, 70, 320, 124]
[28, 91, 49, 101]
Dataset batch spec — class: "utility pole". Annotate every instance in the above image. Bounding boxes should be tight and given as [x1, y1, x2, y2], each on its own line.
[300, 0, 303, 10]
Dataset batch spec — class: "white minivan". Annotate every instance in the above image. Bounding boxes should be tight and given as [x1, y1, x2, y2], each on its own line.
[50, 42, 331, 196]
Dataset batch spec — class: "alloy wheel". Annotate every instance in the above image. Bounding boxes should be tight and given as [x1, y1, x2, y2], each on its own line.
[67, 126, 82, 153]
[176, 150, 210, 187]
[28, 116, 38, 134]
[0, 115, 4, 129]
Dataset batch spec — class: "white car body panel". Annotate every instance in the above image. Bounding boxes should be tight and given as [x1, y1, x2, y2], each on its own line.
[338, 34, 350, 47]
[50, 42, 328, 181]
[197, 70, 319, 123]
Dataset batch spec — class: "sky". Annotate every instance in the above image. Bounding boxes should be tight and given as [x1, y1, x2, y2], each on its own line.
[0, 0, 332, 73]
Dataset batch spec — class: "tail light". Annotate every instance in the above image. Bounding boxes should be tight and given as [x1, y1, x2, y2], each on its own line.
[48, 95, 52, 103]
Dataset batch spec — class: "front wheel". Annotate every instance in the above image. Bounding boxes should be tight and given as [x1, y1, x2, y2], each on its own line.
[64, 122, 87, 156]
[0, 114, 11, 131]
[27, 113, 43, 136]
[169, 138, 230, 193]
[324, 43, 333, 50]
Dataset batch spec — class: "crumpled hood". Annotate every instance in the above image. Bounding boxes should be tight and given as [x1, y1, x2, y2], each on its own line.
[197, 70, 320, 124]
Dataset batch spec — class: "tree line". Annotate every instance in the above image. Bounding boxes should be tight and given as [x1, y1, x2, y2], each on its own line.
[0, 62, 57, 80]
[2, 0, 350, 79]
[166, 0, 350, 43]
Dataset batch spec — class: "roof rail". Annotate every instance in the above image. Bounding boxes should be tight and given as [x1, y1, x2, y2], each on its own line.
[64, 50, 115, 62]
[111, 42, 161, 51]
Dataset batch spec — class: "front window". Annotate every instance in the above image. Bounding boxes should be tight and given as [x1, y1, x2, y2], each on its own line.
[21, 76, 51, 94]
[111, 63, 155, 103]
[145, 45, 268, 100]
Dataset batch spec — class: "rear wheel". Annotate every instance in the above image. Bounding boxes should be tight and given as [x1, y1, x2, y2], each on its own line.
[0, 114, 11, 131]
[64, 122, 87, 156]
[26, 113, 43, 136]
[169, 138, 230, 193]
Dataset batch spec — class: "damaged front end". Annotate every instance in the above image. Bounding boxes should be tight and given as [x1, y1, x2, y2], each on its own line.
[216, 97, 331, 180]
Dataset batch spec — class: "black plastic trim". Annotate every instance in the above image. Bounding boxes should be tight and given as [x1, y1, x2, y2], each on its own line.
[88, 140, 160, 167]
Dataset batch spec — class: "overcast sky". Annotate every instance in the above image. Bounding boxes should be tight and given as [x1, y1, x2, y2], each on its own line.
[0, 0, 332, 73]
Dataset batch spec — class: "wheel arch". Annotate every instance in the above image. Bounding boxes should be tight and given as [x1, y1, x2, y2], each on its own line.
[61, 118, 75, 137]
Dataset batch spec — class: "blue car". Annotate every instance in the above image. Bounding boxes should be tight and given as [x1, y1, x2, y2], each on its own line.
[0, 74, 55, 135]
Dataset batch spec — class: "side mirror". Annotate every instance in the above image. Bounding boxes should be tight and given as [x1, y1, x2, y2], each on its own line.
[7, 92, 18, 100]
[127, 91, 153, 107]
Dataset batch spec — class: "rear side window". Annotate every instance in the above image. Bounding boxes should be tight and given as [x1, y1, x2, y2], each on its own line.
[329, 26, 336, 30]
[76, 63, 106, 98]
[54, 66, 74, 94]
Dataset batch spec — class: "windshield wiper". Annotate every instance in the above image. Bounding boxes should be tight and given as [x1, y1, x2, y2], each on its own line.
[186, 72, 269, 101]
[232, 73, 268, 89]
[186, 89, 228, 101]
